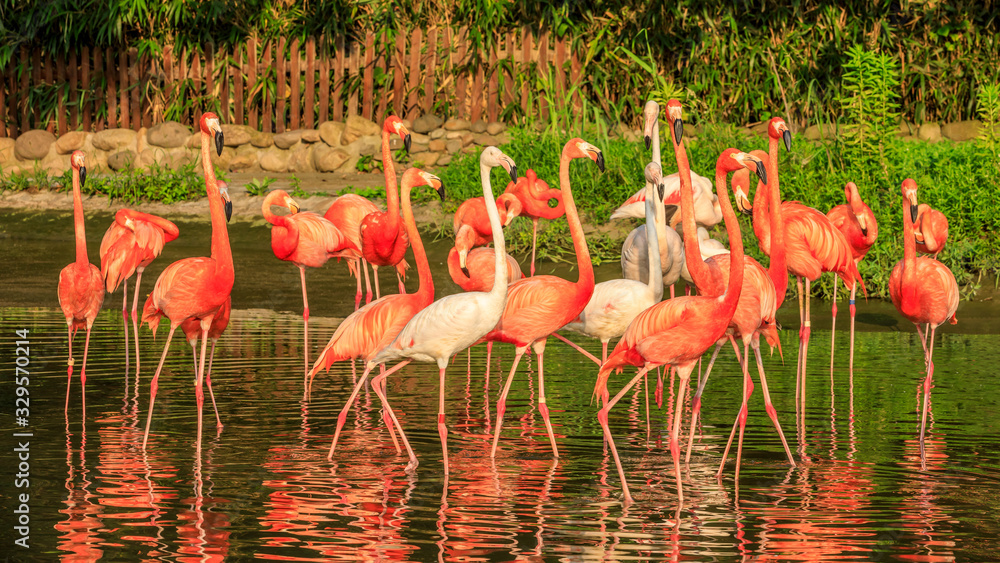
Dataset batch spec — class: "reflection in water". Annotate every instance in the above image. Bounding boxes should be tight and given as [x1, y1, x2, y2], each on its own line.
[1, 303, 998, 560]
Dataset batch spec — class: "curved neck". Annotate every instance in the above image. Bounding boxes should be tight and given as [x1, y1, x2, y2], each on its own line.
[645, 183, 663, 301]
[765, 135, 788, 306]
[902, 194, 917, 297]
[715, 165, 744, 313]
[202, 130, 232, 272]
[559, 151, 593, 288]
[72, 166, 88, 264]
[382, 129, 401, 230]
[481, 164, 508, 295]
[652, 117, 661, 167]
[674, 128, 710, 291]
[128, 210, 179, 242]
[400, 176, 433, 299]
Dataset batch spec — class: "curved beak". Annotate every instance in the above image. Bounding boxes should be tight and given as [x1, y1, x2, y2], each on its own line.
[214, 130, 224, 156]
[221, 188, 233, 222]
[782, 129, 792, 152]
[287, 199, 300, 214]
[79, 166, 87, 188]
[735, 189, 753, 215]
[753, 159, 768, 185]
[857, 214, 868, 237]
[403, 133, 412, 154]
[430, 177, 445, 201]
[910, 204, 918, 224]
[658, 182, 665, 201]
[673, 118, 684, 143]
[644, 135, 651, 150]
[587, 147, 605, 172]
[504, 212, 515, 227]
[499, 156, 518, 183]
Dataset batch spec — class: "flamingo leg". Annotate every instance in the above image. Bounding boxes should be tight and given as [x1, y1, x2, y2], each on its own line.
[643, 370, 651, 445]
[669, 364, 694, 508]
[601, 341, 608, 365]
[437, 366, 450, 474]
[685, 340, 724, 464]
[353, 259, 363, 310]
[919, 326, 937, 470]
[205, 339, 223, 431]
[485, 341, 493, 386]
[754, 342, 795, 466]
[670, 284, 675, 299]
[65, 326, 75, 415]
[372, 265, 382, 300]
[717, 344, 754, 480]
[363, 259, 373, 304]
[530, 218, 538, 276]
[534, 340, 559, 457]
[396, 268, 406, 294]
[143, 326, 178, 449]
[597, 367, 650, 503]
[551, 332, 601, 365]
[490, 346, 527, 457]
[802, 278, 812, 405]
[123, 279, 130, 373]
[299, 266, 311, 381]
[915, 324, 930, 366]
[655, 366, 663, 408]
[848, 284, 857, 377]
[329, 360, 410, 460]
[830, 275, 838, 377]
[377, 363, 402, 454]
[196, 319, 213, 446]
[80, 324, 94, 421]
[796, 276, 805, 407]
[371, 365, 418, 471]
[132, 268, 144, 376]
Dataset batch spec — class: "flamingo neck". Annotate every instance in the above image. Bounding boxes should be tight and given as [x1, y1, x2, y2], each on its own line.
[902, 194, 917, 303]
[559, 150, 593, 289]
[72, 166, 88, 265]
[651, 117, 661, 167]
[645, 182, 663, 301]
[134, 210, 179, 242]
[263, 197, 297, 259]
[766, 134, 788, 306]
[400, 177, 433, 300]
[481, 164, 508, 295]
[202, 130, 233, 274]
[674, 131, 710, 292]
[382, 129, 401, 231]
[716, 165, 744, 314]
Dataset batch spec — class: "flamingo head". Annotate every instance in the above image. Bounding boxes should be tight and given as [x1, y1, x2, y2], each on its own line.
[845, 182, 868, 235]
[384, 116, 411, 153]
[719, 149, 767, 195]
[70, 150, 86, 187]
[497, 193, 522, 226]
[902, 178, 919, 223]
[665, 99, 684, 142]
[644, 162, 665, 202]
[731, 168, 753, 215]
[481, 146, 518, 183]
[642, 100, 660, 150]
[564, 139, 605, 172]
[413, 168, 445, 201]
[769, 117, 791, 152]
[200, 112, 224, 156]
[913, 204, 931, 243]
[218, 180, 233, 222]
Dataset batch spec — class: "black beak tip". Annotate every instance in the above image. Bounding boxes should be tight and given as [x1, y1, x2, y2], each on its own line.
[910, 205, 918, 224]
[79, 166, 87, 187]
[225, 200, 233, 222]
[461, 266, 470, 278]
[860, 226, 868, 237]
[644, 136, 651, 150]
[596, 153, 605, 173]
[658, 183, 665, 201]
[782, 129, 792, 152]
[755, 161, 768, 185]
[741, 205, 754, 216]
[436, 186, 446, 201]
[404, 134, 412, 154]
[215, 132, 224, 156]
[508, 165, 518, 183]
[673, 119, 684, 142]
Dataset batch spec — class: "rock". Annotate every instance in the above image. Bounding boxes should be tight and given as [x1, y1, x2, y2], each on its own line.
[0, 138, 15, 163]
[259, 148, 291, 172]
[429, 139, 447, 152]
[413, 113, 444, 134]
[250, 130, 273, 148]
[918, 122, 941, 143]
[229, 153, 256, 171]
[437, 154, 452, 166]
[749, 122, 770, 137]
[419, 152, 441, 166]
[319, 121, 346, 146]
[162, 147, 196, 169]
[445, 131, 465, 140]
[55, 131, 87, 154]
[136, 149, 156, 169]
[409, 141, 429, 154]
[411, 132, 430, 145]
[898, 121, 918, 137]
[92, 128, 137, 151]
[354, 134, 380, 157]
[445, 139, 462, 154]
[41, 152, 70, 175]
[221, 124, 253, 147]
[461, 132, 474, 146]
[388, 136, 405, 151]
[300, 128, 321, 143]
[622, 131, 640, 143]
[313, 144, 351, 172]
[495, 132, 510, 145]
[444, 118, 471, 131]
[473, 133, 499, 146]
[803, 123, 836, 141]
[342, 115, 380, 144]
[186, 133, 201, 149]
[429, 128, 446, 140]
[486, 122, 506, 135]
[274, 130, 303, 150]
[108, 150, 137, 171]
[287, 144, 315, 172]
[402, 118, 413, 130]
[14, 130, 57, 160]
[941, 120, 981, 142]
[147, 121, 191, 148]
[136, 127, 148, 153]
[471, 120, 488, 133]
[213, 147, 235, 171]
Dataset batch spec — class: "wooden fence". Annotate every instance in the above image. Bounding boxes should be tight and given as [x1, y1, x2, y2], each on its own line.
[0, 28, 584, 138]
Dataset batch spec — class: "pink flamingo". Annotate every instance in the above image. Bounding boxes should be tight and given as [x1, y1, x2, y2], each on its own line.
[504, 169, 565, 276]
[888, 179, 958, 467]
[360, 116, 412, 299]
[484, 138, 604, 458]
[58, 150, 105, 417]
[100, 207, 179, 376]
[453, 193, 522, 271]
[448, 246, 523, 292]
[915, 204, 948, 258]
[309, 168, 444, 452]
[140, 112, 232, 449]
[180, 297, 230, 431]
[595, 148, 762, 504]
[324, 193, 375, 310]
[263, 189, 350, 377]
[332, 147, 518, 473]
[827, 181, 878, 376]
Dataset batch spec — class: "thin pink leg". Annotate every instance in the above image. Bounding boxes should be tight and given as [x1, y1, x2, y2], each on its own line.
[353, 259, 363, 311]
[685, 340, 724, 463]
[372, 265, 382, 300]
[669, 364, 694, 508]
[205, 340, 223, 431]
[330, 364, 375, 459]
[123, 279, 130, 373]
[396, 268, 406, 294]
[80, 324, 94, 421]
[437, 366, 450, 474]
[300, 266, 311, 381]
[796, 277, 805, 407]
[530, 218, 538, 277]
[655, 366, 663, 408]
[643, 370, 651, 444]
[717, 345, 754, 480]
[848, 284, 857, 377]
[363, 259, 373, 304]
[491, 347, 527, 457]
[670, 284, 675, 299]
[597, 367, 650, 503]
[754, 342, 795, 466]
[132, 269, 144, 376]
[143, 326, 178, 449]
[534, 340, 559, 457]
[485, 341, 493, 386]
[371, 364, 418, 470]
[65, 326, 74, 415]
[919, 326, 937, 470]
[377, 364, 402, 453]
[196, 321, 212, 447]
[551, 332, 600, 365]
[601, 341, 608, 365]
[830, 276, 838, 377]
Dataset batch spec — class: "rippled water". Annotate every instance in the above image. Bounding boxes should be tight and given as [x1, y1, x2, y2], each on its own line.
[2, 208, 1000, 561]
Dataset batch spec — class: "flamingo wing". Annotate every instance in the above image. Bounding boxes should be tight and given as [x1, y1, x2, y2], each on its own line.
[783, 202, 856, 284]
[311, 293, 422, 374]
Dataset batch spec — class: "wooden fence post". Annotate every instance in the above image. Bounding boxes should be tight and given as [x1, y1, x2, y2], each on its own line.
[290, 37, 300, 130]
[234, 46, 244, 126]
[248, 38, 258, 129]
[520, 28, 531, 124]
[263, 41, 273, 132]
[487, 39, 499, 123]
[334, 36, 346, 121]
[362, 32, 374, 120]
[56, 54, 66, 133]
[375, 32, 387, 124]
[423, 27, 438, 116]
[130, 48, 141, 129]
[455, 27, 468, 120]
[319, 38, 330, 124]
[348, 39, 359, 118]
[406, 27, 422, 119]
[538, 30, 549, 122]
[393, 33, 405, 116]
[305, 37, 316, 128]
[276, 37, 286, 133]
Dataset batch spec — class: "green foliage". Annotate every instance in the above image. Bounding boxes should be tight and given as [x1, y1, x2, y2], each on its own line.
[244, 177, 275, 196]
[976, 82, 1000, 156]
[838, 45, 901, 180]
[355, 155, 376, 173]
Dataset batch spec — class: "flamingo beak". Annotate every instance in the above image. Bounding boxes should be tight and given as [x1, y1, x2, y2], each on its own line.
[644, 135, 651, 150]
[288, 199, 300, 214]
[221, 188, 233, 222]
[403, 133, 412, 154]
[461, 265, 470, 277]
[782, 129, 792, 152]
[735, 190, 753, 215]
[430, 177, 445, 201]
[857, 214, 868, 237]
[754, 159, 768, 185]
[591, 150, 605, 172]
[79, 166, 86, 188]
[658, 182, 665, 201]
[500, 157, 518, 183]
[214, 130, 224, 156]
[673, 118, 684, 143]
[910, 204, 919, 224]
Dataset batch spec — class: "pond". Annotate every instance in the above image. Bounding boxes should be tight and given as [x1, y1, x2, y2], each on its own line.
[2, 207, 999, 561]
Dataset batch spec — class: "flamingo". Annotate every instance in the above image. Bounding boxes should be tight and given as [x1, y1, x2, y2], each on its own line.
[324, 193, 375, 309]
[180, 297, 230, 431]
[334, 147, 518, 473]
[680, 227, 728, 284]
[827, 181, 878, 376]
[453, 193, 522, 271]
[140, 112, 232, 449]
[484, 138, 604, 459]
[594, 148, 764, 504]
[504, 169, 565, 276]
[448, 246, 523, 292]
[915, 204, 948, 258]
[308, 167, 444, 450]
[100, 207, 179, 377]
[563, 162, 665, 365]
[888, 178, 958, 467]
[262, 189, 350, 377]
[749, 118, 863, 409]
[360, 115, 412, 299]
[58, 150, 105, 417]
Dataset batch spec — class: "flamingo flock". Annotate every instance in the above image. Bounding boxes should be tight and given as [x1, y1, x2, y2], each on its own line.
[58, 105, 960, 510]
